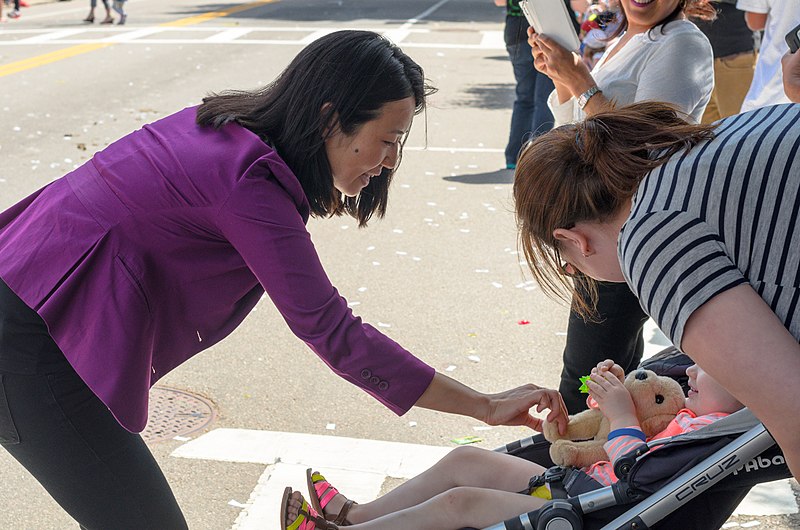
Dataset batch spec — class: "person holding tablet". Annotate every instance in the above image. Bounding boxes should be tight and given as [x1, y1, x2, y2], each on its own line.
[524, 0, 716, 413]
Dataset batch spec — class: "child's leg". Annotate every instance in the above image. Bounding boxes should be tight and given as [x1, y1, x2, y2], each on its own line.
[346, 445, 548, 524]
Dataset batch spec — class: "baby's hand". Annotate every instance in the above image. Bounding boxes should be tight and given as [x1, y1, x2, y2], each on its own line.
[586, 370, 637, 426]
[592, 359, 625, 383]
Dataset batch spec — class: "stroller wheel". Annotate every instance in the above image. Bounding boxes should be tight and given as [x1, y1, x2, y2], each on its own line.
[536, 500, 583, 530]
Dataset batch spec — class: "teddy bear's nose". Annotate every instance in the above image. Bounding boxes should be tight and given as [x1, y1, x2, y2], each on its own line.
[635, 371, 648, 381]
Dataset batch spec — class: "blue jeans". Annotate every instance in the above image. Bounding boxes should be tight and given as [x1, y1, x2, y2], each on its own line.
[505, 39, 555, 167]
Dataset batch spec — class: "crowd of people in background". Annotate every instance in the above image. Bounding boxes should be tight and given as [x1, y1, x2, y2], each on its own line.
[499, 0, 800, 169]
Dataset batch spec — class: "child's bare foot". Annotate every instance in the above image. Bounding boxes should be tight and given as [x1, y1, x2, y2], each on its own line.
[285, 490, 305, 527]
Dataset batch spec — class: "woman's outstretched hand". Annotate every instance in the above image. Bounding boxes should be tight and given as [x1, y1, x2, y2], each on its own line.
[414, 372, 568, 435]
[483, 384, 569, 434]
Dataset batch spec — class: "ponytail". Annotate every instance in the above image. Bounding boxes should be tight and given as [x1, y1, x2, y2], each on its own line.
[513, 101, 716, 316]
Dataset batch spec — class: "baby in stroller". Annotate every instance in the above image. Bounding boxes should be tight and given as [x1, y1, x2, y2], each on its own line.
[279, 360, 744, 530]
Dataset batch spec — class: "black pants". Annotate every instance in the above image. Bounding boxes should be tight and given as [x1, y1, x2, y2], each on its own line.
[0, 279, 187, 529]
[559, 281, 650, 414]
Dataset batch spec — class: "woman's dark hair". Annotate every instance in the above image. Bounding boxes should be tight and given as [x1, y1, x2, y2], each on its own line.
[197, 30, 436, 227]
[513, 101, 717, 317]
[608, 0, 716, 40]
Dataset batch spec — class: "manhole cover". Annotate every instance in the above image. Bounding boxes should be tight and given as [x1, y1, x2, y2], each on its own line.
[142, 387, 217, 443]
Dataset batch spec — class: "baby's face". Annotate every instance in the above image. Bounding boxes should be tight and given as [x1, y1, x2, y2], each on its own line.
[685, 364, 743, 416]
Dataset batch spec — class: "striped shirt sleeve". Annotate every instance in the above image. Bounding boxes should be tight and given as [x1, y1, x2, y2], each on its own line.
[618, 210, 748, 348]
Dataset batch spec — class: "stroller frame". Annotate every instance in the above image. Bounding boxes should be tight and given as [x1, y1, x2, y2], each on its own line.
[482, 411, 779, 530]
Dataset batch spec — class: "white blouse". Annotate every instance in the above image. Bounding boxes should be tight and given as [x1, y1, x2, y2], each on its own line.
[548, 19, 714, 126]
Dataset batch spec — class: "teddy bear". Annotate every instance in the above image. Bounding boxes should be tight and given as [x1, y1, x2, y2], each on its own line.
[542, 369, 686, 469]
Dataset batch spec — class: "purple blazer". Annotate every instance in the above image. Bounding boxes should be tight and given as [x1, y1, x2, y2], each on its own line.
[0, 107, 434, 432]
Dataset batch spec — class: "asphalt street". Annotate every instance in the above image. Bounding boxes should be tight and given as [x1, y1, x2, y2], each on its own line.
[0, 0, 797, 528]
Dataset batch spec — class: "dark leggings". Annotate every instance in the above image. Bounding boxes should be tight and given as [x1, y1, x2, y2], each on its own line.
[0, 279, 187, 529]
[558, 281, 650, 414]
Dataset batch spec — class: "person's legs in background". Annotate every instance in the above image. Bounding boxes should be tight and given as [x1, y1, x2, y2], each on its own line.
[7, 0, 20, 19]
[701, 52, 755, 125]
[504, 16, 555, 169]
[112, 0, 126, 24]
[505, 40, 537, 169]
[701, 85, 721, 124]
[713, 52, 756, 119]
[532, 68, 555, 137]
[558, 281, 650, 414]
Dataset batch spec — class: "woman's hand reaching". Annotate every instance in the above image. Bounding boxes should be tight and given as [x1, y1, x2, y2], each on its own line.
[483, 384, 569, 434]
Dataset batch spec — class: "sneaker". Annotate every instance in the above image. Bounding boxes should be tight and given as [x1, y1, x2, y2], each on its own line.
[8, 9, 20, 18]
[505, 163, 516, 170]
[117, 13, 126, 24]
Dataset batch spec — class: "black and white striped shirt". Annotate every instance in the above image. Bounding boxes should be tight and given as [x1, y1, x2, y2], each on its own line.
[619, 104, 800, 348]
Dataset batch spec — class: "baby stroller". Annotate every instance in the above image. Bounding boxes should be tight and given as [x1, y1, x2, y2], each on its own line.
[484, 348, 792, 530]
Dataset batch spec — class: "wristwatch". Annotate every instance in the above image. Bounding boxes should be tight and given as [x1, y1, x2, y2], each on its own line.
[577, 85, 602, 110]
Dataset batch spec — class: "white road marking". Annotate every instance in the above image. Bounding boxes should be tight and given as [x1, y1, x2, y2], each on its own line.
[204, 28, 256, 42]
[15, 28, 87, 43]
[0, 26, 506, 49]
[384, 0, 450, 43]
[172, 429, 453, 529]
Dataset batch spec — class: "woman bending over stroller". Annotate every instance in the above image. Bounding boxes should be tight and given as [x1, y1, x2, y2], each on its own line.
[280, 361, 743, 530]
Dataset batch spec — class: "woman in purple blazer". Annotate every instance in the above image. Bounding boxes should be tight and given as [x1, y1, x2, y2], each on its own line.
[0, 30, 567, 528]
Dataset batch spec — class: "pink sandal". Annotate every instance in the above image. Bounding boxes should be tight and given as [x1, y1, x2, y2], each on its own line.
[306, 469, 356, 526]
[280, 487, 339, 530]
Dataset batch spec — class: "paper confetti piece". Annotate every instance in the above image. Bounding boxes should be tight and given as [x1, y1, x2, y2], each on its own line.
[468, 355, 481, 362]
[517, 320, 530, 325]
[451, 435, 482, 445]
[579, 375, 591, 394]
[445, 365, 457, 372]
[326, 423, 336, 430]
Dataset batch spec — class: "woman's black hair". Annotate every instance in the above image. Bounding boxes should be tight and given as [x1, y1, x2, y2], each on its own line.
[197, 30, 436, 227]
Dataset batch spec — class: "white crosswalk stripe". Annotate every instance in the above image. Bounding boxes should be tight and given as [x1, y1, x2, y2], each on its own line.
[0, 26, 506, 49]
